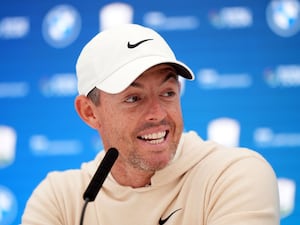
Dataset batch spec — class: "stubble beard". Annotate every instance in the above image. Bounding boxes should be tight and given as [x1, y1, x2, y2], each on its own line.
[128, 140, 178, 172]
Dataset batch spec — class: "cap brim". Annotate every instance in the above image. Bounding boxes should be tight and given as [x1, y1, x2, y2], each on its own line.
[96, 56, 194, 94]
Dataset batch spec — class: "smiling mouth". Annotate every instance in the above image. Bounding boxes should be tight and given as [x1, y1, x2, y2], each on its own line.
[137, 131, 168, 144]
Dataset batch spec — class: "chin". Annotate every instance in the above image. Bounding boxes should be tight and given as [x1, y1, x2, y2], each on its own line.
[150, 153, 174, 171]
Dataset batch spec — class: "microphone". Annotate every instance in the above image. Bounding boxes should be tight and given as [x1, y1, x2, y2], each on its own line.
[79, 147, 119, 225]
[83, 147, 119, 201]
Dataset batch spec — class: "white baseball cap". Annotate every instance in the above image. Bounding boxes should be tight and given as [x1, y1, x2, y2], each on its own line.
[76, 23, 194, 95]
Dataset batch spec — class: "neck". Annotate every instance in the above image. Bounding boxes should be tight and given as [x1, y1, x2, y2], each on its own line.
[111, 164, 154, 188]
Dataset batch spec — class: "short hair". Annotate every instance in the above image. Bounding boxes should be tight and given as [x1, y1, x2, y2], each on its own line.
[87, 87, 100, 106]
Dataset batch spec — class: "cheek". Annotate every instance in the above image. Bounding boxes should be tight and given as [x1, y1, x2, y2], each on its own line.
[95, 105, 116, 132]
[170, 103, 183, 119]
[98, 109, 131, 138]
[172, 105, 184, 131]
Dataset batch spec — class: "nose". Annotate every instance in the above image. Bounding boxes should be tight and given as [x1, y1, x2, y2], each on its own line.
[145, 97, 167, 122]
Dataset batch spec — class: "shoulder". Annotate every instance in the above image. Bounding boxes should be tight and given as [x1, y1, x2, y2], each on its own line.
[27, 168, 89, 207]
[22, 168, 89, 224]
[183, 130, 274, 171]
[183, 131, 278, 194]
[183, 133, 280, 223]
[46, 168, 88, 191]
[21, 152, 105, 224]
[43, 152, 104, 192]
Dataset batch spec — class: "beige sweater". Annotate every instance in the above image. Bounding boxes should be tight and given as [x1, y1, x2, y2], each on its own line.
[21, 131, 280, 225]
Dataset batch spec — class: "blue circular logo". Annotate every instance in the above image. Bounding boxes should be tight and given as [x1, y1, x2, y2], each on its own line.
[266, 0, 300, 37]
[0, 186, 18, 225]
[42, 4, 81, 48]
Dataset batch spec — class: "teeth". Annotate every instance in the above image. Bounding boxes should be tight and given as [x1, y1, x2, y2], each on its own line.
[140, 131, 166, 140]
[148, 139, 164, 144]
[138, 131, 167, 144]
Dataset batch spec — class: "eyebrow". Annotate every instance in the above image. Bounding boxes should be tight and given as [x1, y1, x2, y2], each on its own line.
[130, 70, 178, 88]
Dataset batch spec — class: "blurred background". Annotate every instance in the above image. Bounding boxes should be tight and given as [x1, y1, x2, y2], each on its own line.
[0, 0, 299, 224]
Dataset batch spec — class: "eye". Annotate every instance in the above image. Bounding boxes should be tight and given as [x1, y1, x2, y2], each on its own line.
[124, 95, 141, 103]
[162, 90, 176, 97]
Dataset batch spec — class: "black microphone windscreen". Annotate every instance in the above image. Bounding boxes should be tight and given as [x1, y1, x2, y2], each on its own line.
[83, 147, 119, 202]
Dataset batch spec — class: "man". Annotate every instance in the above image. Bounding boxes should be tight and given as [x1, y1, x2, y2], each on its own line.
[21, 24, 280, 224]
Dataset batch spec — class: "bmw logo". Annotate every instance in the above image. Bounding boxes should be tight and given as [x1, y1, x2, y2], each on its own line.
[266, 0, 300, 37]
[0, 186, 18, 225]
[42, 4, 81, 48]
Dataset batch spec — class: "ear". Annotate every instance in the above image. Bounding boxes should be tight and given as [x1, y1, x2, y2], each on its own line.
[74, 95, 99, 129]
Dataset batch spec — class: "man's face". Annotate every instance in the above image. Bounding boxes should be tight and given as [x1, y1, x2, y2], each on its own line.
[95, 64, 183, 172]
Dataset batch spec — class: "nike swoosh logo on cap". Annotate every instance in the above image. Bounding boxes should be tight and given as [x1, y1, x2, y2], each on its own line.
[127, 38, 153, 48]
[159, 208, 182, 225]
